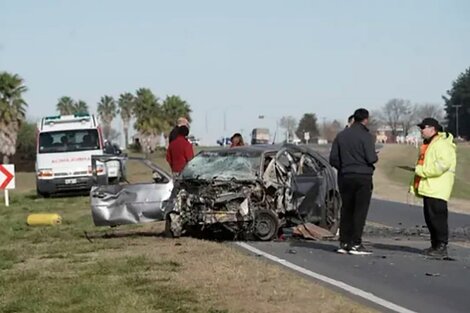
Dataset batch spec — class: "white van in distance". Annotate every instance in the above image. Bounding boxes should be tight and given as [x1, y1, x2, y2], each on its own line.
[35, 113, 108, 197]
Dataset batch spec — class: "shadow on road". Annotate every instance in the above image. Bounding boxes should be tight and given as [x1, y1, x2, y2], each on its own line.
[288, 240, 339, 253]
[370, 242, 423, 254]
[287, 239, 426, 256]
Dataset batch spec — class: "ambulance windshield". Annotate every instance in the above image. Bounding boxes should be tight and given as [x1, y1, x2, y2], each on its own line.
[38, 129, 101, 154]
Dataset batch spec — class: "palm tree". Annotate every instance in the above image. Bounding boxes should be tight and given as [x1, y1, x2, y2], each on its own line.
[118, 92, 134, 148]
[97, 95, 117, 140]
[56, 96, 74, 115]
[162, 95, 192, 130]
[133, 88, 167, 153]
[73, 100, 89, 114]
[0, 72, 28, 164]
[133, 88, 167, 136]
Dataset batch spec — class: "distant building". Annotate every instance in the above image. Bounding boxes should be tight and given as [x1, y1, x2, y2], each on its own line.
[375, 125, 404, 144]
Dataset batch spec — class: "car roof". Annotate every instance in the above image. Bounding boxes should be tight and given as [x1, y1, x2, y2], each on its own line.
[199, 144, 329, 161]
[202, 144, 282, 155]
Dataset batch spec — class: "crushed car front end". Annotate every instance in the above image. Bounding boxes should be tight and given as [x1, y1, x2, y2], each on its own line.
[165, 144, 341, 240]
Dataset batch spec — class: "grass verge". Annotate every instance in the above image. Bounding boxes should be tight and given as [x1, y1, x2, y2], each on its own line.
[375, 144, 470, 200]
[0, 191, 376, 313]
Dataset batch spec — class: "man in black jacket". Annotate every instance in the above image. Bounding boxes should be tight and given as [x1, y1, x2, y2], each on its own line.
[329, 108, 378, 255]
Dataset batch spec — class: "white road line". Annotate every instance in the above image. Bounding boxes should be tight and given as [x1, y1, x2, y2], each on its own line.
[236, 242, 417, 313]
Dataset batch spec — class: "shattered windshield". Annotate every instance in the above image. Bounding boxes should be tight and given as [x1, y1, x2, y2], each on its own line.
[181, 150, 261, 180]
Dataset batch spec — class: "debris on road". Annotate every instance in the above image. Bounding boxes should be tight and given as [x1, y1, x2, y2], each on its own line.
[364, 224, 470, 241]
[425, 272, 440, 277]
[292, 223, 335, 241]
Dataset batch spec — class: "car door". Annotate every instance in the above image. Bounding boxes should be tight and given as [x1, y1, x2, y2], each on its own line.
[273, 146, 325, 220]
[90, 156, 173, 227]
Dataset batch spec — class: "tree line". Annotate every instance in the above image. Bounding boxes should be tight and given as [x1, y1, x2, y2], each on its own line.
[278, 66, 470, 143]
[1, 66, 469, 164]
[279, 100, 453, 144]
[0, 71, 192, 164]
[55, 89, 192, 149]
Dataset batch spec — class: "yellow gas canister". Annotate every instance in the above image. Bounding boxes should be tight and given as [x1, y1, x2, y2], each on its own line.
[27, 213, 62, 226]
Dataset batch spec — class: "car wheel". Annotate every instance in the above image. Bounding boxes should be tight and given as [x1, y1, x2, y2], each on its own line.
[253, 210, 279, 241]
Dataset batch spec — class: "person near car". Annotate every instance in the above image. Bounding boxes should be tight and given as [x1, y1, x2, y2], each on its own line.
[166, 125, 194, 176]
[329, 108, 378, 255]
[409, 117, 456, 258]
[168, 117, 190, 143]
[230, 133, 245, 147]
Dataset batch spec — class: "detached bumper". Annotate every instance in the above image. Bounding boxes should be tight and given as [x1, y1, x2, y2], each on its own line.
[37, 176, 107, 195]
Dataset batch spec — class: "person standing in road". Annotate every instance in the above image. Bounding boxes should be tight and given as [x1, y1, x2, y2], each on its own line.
[168, 117, 190, 143]
[410, 118, 456, 258]
[329, 108, 378, 255]
[166, 125, 194, 177]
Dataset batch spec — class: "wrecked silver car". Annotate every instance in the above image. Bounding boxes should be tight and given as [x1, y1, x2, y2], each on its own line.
[90, 155, 173, 226]
[165, 144, 341, 241]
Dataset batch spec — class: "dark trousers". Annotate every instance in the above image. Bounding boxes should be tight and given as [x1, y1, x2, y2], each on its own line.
[423, 196, 448, 246]
[338, 175, 373, 245]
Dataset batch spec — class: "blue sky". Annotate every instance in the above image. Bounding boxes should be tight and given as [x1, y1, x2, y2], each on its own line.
[1, 0, 469, 145]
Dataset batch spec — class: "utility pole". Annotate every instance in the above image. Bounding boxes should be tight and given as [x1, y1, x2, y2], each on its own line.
[452, 104, 462, 138]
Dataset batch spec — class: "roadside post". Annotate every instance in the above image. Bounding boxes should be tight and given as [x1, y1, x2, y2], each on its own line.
[304, 132, 310, 144]
[0, 164, 16, 207]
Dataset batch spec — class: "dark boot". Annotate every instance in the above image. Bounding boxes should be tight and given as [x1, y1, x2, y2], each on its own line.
[426, 243, 448, 258]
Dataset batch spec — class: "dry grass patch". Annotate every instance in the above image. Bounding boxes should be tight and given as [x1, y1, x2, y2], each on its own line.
[79, 224, 377, 313]
[0, 192, 377, 313]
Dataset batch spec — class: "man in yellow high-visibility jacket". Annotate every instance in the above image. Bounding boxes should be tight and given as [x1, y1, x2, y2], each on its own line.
[410, 117, 457, 258]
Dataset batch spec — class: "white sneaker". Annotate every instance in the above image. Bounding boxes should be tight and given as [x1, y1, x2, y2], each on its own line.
[348, 244, 372, 255]
[336, 243, 350, 254]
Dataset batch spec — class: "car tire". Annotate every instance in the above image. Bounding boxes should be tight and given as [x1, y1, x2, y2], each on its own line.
[253, 210, 279, 241]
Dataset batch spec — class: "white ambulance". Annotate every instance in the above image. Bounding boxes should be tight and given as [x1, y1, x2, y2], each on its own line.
[35, 113, 112, 197]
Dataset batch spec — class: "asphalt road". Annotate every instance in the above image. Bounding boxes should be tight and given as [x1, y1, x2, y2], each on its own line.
[368, 198, 470, 230]
[238, 199, 470, 313]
